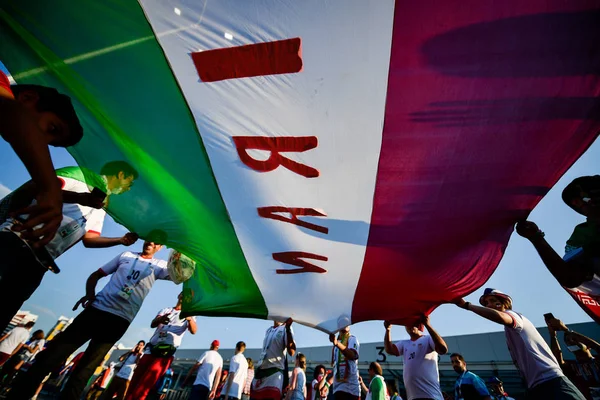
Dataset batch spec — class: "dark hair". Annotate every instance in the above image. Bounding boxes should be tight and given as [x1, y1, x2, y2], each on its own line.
[369, 362, 383, 376]
[24, 321, 36, 329]
[100, 161, 139, 180]
[297, 353, 307, 370]
[247, 358, 254, 369]
[562, 176, 600, 215]
[12, 84, 83, 147]
[31, 329, 45, 339]
[236, 341, 246, 351]
[314, 364, 326, 379]
[137, 340, 146, 345]
[450, 353, 465, 362]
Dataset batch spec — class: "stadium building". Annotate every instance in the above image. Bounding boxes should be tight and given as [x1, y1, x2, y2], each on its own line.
[109, 321, 599, 399]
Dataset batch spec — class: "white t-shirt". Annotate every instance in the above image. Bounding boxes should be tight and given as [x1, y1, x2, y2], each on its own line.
[0, 175, 106, 260]
[22, 338, 45, 362]
[256, 324, 294, 370]
[92, 251, 169, 322]
[333, 335, 360, 396]
[147, 308, 194, 350]
[116, 352, 140, 381]
[194, 350, 223, 388]
[0, 327, 30, 355]
[228, 352, 249, 399]
[394, 335, 442, 400]
[504, 310, 564, 388]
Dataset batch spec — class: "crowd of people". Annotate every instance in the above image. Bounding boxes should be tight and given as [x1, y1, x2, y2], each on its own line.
[1, 43, 599, 400]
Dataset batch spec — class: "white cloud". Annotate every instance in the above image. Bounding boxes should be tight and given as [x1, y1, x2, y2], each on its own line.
[0, 183, 11, 198]
[28, 304, 58, 319]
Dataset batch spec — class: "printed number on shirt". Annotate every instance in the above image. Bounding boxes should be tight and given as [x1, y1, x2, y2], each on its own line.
[408, 352, 415, 360]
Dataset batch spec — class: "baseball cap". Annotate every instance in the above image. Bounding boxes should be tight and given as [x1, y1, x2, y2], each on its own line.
[211, 340, 220, 348]
[479, 288, 513, 307]
[487, 376, 502, 384]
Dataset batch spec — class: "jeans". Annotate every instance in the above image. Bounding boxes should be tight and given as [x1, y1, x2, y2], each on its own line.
[8, 307, 130, 400]
[191, 384, 211, 400]
[0, 232, 46, 332]
[528, 376, 586, 399]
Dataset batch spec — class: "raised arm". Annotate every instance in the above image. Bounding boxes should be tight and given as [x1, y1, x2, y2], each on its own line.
[151, 313, 171, 329]
[383, 321, 400, 356]
[453, 298, 514, 326]
[0, 97, 63, 246]
[547, 328, 565, 365]
[82, 231, 138, 249]
[187, 317, 198, 334]
[568, 331, 600, 354]
[423, 316, 448, 355]
[516, 221, 589, 288]
[285, 318, 296, 357]
[329, 334, 358, 361]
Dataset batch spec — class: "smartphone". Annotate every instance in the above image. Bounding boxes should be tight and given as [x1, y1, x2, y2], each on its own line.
[543, 313, 554, 320]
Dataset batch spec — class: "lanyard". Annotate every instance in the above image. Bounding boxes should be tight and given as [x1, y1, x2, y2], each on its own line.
[126, 256, 153, 287]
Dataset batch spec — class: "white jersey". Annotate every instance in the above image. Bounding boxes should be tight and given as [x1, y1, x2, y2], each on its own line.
[115, 352, 140, 381]
[147, 308, 194, 350]
[228, 352, 249, 399]
[256, 324, 293, 370]
[0, 327, 29, 355]
[394, 335, 443, 400]
[504, 310, 564, 388]
[92, 251, 169, 322]
[0, 175, 105, 260]
[333, 335, 360, 396]
[194, 350, 223, 388]
[21, 338, 45, 362]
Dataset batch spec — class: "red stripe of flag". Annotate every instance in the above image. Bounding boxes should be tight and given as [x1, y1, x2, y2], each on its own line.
[192, 38, 303, 82]
[352, 0, 600, 326]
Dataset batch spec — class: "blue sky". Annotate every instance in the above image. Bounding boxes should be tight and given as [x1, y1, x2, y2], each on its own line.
[0, 61, 597, 352]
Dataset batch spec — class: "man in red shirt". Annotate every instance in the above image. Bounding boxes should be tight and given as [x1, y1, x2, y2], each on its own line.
[0, 69, 83, 246]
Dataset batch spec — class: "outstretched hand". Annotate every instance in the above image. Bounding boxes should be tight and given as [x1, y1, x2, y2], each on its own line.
[515, 220, 541, 240]
[120, 232, 139, 246]
[383, 320, 392, 330]
[451, 297, 467, 308]
[329, 333, 338, 346]
[285, 318, 293, 327]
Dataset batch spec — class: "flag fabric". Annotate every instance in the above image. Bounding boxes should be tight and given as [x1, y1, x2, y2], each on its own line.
[1, 0, 599, 332]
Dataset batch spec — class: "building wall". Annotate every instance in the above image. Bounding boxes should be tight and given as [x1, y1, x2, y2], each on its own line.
[2, 310, 38, 336]
[110, 322, 599, 399]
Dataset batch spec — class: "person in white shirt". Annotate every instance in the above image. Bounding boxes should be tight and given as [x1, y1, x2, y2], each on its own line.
[0, 321, 35, 366]
[252, 319, 296, 400]
[225, 341, 249, 400]
[452, 288, 585, 399]
[0, 162, 139, 333]
[0, 328, 45, 387]
[330, 325, 360, 400]
[186, 340, 224, 400]
[8, 235, 170, 400]
[100, 340, 145, 400]
[384, 316, 448, 400]
[125, 293, 197, 400]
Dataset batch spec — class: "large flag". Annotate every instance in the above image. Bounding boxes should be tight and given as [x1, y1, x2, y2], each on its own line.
[1, 0, 599, 332]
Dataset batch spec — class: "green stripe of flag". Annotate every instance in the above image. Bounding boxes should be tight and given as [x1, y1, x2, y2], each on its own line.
[0, 0, 267, 318]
